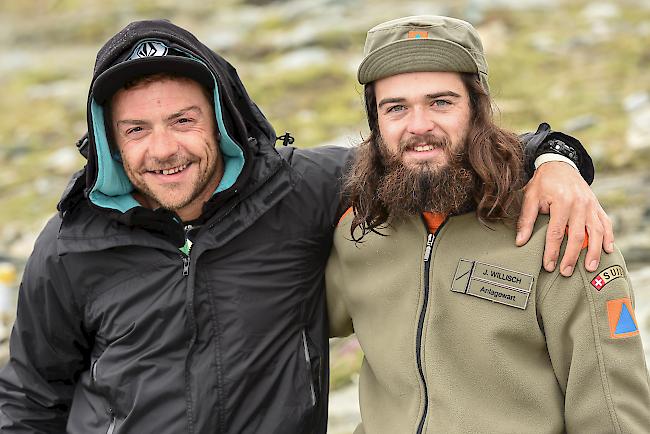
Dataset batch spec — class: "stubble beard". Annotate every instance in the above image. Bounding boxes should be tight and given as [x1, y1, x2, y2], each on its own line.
[376, 133, 477, 221]
[122, 145, 220, 214]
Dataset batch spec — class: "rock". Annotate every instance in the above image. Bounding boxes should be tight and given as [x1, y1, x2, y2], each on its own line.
[273, 48, 331, 70]
[205, 30, 241, 52]
[581, 2, 619, 41]
[328, 382, 361, 434]
[530, 33, 556, 53]
[0, 50, 34, 74]
[6, 228, 39, 260]
[563, 114, 597, 133]
[623, 92, 649, 112]
[26, 79, 86, 101]
[269, 21, 331, 50]
[626, 105, 650, 149]
[581, 3, 620, 21]
[477, 20, 509, 56]
[45, 147, 83, 175]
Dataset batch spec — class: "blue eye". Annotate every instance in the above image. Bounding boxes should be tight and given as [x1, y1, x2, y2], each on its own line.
[387, 105, 406, 113]
[432, 100, 451, 107]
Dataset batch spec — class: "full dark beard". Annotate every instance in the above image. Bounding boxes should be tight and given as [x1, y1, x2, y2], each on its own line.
[377, 135, 477, 221]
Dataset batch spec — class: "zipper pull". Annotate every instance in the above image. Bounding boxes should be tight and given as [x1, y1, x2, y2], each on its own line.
[182, 256, 190, 276]
[106, 408, 116, 434]
[423, 233, 435, 262]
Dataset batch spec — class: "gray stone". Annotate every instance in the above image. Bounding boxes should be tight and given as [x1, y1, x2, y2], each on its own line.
[26, 80, 86, 101]
[45, 147, 82, 175]
[623, 92, 649, 112]
[563, 114, 597, 133]
[627, 106, 650, 150]
[581, 2, 620, 21]
[273, 48, 331, 70]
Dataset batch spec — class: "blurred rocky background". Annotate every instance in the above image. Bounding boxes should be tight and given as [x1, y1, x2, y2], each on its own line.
[0, 0, 649, 432]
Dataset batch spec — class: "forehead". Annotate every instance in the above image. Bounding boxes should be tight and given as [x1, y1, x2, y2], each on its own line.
[374, 71, 466, 100]
[110, 77, 211, 115]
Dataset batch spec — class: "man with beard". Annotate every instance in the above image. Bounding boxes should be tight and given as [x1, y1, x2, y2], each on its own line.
[326, 15, 650, 434]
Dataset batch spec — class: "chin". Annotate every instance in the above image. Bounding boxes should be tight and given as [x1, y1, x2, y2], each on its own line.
[407, 160, 445, 172]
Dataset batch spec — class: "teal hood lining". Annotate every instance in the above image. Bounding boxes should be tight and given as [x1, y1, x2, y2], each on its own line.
[89, 59, 245, 213]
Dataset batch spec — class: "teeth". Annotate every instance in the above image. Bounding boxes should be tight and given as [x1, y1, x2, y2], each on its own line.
[157, 164, 187, 175]
[413, 145, 434, 152]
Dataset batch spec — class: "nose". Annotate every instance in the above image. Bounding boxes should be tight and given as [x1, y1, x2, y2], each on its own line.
[407, 107, 434, 136]
[147, 127, 179, 160]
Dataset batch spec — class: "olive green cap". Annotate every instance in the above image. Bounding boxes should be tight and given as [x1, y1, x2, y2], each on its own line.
[357, 15, 489, 93]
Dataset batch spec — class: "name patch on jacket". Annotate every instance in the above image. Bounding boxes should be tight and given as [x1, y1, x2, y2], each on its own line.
[590, 265, 625, 291]
[451, 259, 534, 310]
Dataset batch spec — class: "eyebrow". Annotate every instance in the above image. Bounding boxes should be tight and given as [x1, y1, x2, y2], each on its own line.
[377, 91, 462, 108]
[166, 105, 203, 121]
[115, 105, 203, 128]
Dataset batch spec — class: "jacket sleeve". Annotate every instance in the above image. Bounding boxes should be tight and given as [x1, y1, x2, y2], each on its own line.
[0, 218, 90, 433]
[520, 122, 595, 184]
[280, 145, 357, 224]
[538, 247, 650, 433]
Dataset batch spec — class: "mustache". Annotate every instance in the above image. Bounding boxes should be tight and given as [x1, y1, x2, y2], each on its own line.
[399, 134, 450, 152]
[142, 155, 192, 172]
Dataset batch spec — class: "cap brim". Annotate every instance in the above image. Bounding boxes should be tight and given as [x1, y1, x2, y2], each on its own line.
[92, 56, 215, 104]
[358, 38, 479, 85]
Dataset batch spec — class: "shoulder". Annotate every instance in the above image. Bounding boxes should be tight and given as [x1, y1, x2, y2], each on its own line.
[278, 146, 356, 221]
[278, 145, 354, 176]
[30, 213, 65, 260]
[20, 213, 71, 298]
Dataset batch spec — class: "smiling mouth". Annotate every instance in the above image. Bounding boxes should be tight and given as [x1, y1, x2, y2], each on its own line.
[150, 163, 189, 175]
[410, 145, 436, 152]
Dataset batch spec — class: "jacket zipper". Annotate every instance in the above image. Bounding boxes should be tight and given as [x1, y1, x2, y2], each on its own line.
[106, 409, 116, 434]
[182, 255, 190, 276]
[181, 225, 193, 277]
[301, 329, 317, 407]
[91, 359, 98, 382]
[91, 359, 116, 434]
[415, 233, 435, 434]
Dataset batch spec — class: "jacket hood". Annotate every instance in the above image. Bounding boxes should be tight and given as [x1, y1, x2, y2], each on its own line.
[62, 20, 277, 227]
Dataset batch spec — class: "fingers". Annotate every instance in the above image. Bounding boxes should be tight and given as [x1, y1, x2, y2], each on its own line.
[582, 206, 614, 272]
[543, 202, 571, 273]
[584, 214, 604, 272]
[599, 207, 615, 253]
[516, 191, 540, 246]
[521, 161, 616, 277]
[558, 200, 587, 276]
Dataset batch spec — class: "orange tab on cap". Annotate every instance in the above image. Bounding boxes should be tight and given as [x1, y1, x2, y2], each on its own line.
[606, 298, 639, 339]
[408, 31, 428, 39]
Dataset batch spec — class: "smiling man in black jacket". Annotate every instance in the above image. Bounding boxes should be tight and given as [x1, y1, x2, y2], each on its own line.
[0, 19, 612, 433]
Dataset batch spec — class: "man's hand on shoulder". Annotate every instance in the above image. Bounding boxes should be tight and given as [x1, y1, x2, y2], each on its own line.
[516, 161, 614, 277]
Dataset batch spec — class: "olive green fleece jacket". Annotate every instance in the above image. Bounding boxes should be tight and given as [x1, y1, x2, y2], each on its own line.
[327, 212, 650, 434]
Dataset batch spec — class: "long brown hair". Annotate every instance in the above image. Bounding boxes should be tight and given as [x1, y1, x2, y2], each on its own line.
[345, 73, 525, 240]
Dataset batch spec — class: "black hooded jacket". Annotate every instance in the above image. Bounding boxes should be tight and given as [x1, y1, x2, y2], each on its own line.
[0, 20, 351, 433]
